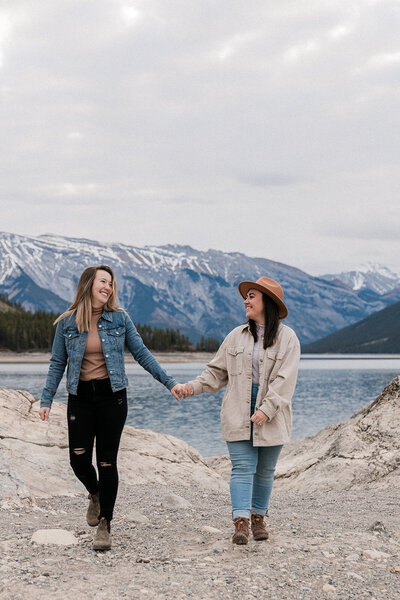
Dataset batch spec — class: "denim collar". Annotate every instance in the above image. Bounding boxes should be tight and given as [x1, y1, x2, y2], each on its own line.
[101, 310, 113, 322]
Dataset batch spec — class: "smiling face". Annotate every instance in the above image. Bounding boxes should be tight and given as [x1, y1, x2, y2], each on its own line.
[91, 269, 113, 308]
[244, 288, 265, 324]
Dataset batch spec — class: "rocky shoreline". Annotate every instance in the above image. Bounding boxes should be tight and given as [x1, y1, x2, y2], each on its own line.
[0, 379, 399, 599]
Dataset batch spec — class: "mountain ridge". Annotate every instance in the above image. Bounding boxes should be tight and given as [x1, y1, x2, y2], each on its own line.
[1, 231, 399, 344]
[303, 300, 400, 353]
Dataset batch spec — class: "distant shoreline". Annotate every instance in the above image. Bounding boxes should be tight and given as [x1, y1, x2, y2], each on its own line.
[0, 351, 215, 364]
[1, 351, 399, 364]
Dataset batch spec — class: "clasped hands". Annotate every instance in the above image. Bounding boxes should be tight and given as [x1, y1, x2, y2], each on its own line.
[170, 383, 193, 402]
[170, 385, 268, 425]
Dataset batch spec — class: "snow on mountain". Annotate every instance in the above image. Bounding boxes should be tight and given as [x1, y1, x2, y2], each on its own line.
[321, 263, 400, 295]
[0, 232, 398, 344]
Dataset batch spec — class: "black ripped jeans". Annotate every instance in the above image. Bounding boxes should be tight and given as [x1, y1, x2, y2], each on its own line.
[67, 378, 127, 522]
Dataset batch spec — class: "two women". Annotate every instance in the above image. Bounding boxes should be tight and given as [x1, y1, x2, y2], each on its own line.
[182, 276, 300, 544]
[39, 265, 182, 550]
[40, 267, 299, 548]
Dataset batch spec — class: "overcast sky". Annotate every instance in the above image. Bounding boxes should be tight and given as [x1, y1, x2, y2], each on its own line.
[1, 0, 399, 275]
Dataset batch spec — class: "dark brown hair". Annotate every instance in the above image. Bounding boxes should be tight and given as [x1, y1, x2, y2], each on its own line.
[249, 293, 280, 349]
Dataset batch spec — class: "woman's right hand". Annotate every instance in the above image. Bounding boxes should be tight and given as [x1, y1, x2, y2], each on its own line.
[39, 407, 50, 421]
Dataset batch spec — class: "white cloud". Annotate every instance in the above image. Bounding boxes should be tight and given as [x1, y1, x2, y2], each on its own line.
[217, 31, 259, 61]
[369, 51, 400, 67]
[120, 4, 142, 26]
[282, 39, 320, 64]
[327, 24, 353, 40]
[55, 183, 97, 196]
[0, 0, 399, 275]
[66, 131, 84, 140]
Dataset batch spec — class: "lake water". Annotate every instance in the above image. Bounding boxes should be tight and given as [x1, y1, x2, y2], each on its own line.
[1, 355, 399, 456]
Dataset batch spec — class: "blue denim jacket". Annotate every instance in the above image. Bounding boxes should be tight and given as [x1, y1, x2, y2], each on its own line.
[41, 309, 177, 407]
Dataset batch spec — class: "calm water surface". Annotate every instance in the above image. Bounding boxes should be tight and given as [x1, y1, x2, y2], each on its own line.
[1, 355, 399, 456]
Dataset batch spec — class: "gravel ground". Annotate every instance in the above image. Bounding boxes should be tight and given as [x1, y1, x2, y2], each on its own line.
[0, 483, 399, 600]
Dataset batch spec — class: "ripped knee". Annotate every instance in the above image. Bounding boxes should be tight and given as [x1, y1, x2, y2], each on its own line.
[73, 448, 86, 455]
[99, 461, 112, 467]
[69, 414, 76, 421]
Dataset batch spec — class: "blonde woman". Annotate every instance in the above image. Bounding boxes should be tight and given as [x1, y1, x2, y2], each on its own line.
[182, 277, 300, 544]
[39, 265, 183, 550]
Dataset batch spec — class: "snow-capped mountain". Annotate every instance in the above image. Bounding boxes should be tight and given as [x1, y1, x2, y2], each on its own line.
[321, 263, 400, 295]
[0, 232, 398, 344]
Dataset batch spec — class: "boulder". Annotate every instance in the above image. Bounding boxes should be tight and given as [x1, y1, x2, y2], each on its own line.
[274, 375, 400, 492]
[0, 388, 227, 502]
[207, 376, 400, 492]
[31, 529, 79, 545]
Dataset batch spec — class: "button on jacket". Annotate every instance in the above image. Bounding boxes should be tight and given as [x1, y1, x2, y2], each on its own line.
[189, 322, 300, 446]
[41, 310, 177, 407]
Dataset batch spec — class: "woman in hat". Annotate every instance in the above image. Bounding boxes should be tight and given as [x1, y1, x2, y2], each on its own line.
[39, 265, 185, 550]
[182, 277, 300, 544]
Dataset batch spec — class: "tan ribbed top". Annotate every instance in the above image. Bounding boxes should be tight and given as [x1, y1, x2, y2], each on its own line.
[79, 307, 109, 381]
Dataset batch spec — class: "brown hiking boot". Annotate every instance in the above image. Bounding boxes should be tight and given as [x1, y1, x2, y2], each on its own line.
[232, 517, 249, 545]
[93, 517, 112, 550]
[251, 513, 269, 541]
[86, 492, 100, 527]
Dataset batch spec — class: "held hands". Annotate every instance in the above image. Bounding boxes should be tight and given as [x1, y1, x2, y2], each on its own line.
[250, 409, 269, 426]
[170, 383, 194, 402]
[39, 407, 50, 421]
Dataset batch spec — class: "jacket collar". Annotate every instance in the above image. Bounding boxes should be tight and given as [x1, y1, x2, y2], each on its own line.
[101, 310, 113, 322]
[241, 321, 283, 334]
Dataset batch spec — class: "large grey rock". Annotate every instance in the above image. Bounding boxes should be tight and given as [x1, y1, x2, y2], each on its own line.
[206, 376, 400, 492]
[274, 376, 400, 492]
[31, 529, 78, 545]
[0, 388, 227, 502]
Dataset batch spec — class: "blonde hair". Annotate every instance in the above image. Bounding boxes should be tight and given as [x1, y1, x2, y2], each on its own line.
[54, 265, 120, 332]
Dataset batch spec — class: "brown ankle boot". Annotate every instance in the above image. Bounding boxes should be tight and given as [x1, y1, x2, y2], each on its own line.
[86, 492, 100, 527]
[93, 517, 112, 550]
[251, 513, 269, 541]
[232, 517, 249, 545]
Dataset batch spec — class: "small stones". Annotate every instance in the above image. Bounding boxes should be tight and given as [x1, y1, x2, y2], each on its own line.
[200, 525, 222, 534]
[123, 510, 150, 524]
[369, 521, 387, 534]
[161, 493, 192, 509]
[136, 557, 151, 563]
[345, 553, 359, 562]
[346, 571, 363, 581]
[31, 529, 79, 546]
[362, 549, 391, 561]
[322, 583, 336, 593]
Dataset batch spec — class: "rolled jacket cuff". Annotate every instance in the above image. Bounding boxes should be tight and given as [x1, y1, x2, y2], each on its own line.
[165, 378, 178, 391]
[190, 380, 203, 395]
[258, 403, 278, 422]
[40, 398, 52, 408]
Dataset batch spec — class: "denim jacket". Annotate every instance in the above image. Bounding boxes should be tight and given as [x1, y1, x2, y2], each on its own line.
[41, 309, 177, 407]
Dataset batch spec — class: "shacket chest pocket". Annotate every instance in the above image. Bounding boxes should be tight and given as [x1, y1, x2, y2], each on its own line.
[263, 348, 285, 380]
[226, 346, 245, 376]
[105, 326, 126, 349]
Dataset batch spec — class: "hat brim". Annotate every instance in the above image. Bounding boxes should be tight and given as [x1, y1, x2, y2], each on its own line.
[238, 281, 288, 319]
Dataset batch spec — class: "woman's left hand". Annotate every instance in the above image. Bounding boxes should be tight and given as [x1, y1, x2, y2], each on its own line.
[170, 384, 185, 402]
[250, 409, 268, 426]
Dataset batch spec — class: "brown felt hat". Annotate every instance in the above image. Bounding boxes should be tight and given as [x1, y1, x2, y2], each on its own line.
[238, 276, 288, 319]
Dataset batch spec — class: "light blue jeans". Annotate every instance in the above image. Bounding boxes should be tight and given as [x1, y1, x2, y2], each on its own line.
[226, 384, 283, 520]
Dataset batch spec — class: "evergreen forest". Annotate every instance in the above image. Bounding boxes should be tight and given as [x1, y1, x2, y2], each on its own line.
[0, 294, 220, 353]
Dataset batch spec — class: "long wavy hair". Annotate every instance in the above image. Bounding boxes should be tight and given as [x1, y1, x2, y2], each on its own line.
[54, 265, 120, 332]
[248, 293, 280, 349]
